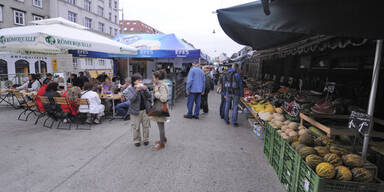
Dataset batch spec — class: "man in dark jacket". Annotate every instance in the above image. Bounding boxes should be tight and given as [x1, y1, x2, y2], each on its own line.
[126, 73, 151, 147]
[223, 64, 244, 126]
[201, 66, 212, 113]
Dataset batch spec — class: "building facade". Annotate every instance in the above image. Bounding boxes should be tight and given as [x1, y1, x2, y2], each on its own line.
[119, 20, 162, 34]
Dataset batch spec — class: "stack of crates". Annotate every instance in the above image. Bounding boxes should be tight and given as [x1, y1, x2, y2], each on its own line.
[263, 122, 384, 192]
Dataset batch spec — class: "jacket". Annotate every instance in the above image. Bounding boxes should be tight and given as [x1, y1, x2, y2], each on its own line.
[126, 86, 151, 115]
[152, 80, 169, 122]
[79, 91, 105, 114]
[204, 73, 212, 93]
[223, 68, 244, 97]
[36, 84, 47, 112]
[43, 91, 62, 114]
[186, 66, 205, 93]
[17, 80, 40, 91]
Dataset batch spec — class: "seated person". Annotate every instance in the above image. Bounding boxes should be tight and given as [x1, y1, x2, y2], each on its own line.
[36, 79, 53, 112]
[43, 73, 53, 85]
[16, 74, 41, 92]
[67, 74, 81, 87]
[61, 86, 82, 117]
[101, 77, 115, 113]
[79, 82, 105, 124]
[43, 82, 64, 120]
[116, 81, 131, 120]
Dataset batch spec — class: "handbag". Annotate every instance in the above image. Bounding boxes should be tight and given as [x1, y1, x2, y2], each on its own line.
[148, 99, 170, 117]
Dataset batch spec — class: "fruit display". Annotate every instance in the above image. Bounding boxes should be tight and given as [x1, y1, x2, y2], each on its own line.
[306, 154, 323, 169]
[342, 154, 365, 168]
[323, 153, 343, 166]
[335, 166, 353, 181]
[316, 162, 336, 179]
[314, 146, 330, 157]
[351, 168, 374, 183]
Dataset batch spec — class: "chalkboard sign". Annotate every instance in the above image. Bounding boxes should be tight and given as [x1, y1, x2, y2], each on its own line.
[324, 82, 336, 93]
[348, 111, 371, 134]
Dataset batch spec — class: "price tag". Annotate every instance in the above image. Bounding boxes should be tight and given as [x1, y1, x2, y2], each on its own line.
[324, 82, 336, 93]
[280, 76, 285, 83]
[349, 111, 371, 134]
[288, 77, 294, 86]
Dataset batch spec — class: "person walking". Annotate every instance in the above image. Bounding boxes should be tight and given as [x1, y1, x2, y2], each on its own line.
[223, 64, 244, 126]
[151, 70, 169, 151]
[218, 72, 226, 119]
[184, 62, 205, 119]
[201, 66, 212, 113]
[126, 73, 151, 147]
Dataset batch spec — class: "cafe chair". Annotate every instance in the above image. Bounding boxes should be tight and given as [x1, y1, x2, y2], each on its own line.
[39, 96, 56, 129]
[53, 97, 71, 130]
[14, 91, 37, 121]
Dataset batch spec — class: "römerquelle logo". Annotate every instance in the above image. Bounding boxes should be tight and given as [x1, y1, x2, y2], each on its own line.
[45, 35, 91, 48]
[0, 36, 37, 44]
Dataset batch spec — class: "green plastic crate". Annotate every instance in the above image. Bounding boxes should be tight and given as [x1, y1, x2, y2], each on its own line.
[284, 113, 299, 122]
[280, 143, 301, 192]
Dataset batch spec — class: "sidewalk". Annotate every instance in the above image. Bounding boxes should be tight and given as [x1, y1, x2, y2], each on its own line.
[0, 92, 284, 192]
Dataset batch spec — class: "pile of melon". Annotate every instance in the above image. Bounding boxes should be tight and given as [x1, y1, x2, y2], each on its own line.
[288, 132, 373, 183]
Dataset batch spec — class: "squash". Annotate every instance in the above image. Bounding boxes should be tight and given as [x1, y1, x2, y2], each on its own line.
[288, 131, 298, 137]
[299, 134, 314, 147]
[305, 154, 323, 169]
[298, 125, 306, 130]
[342, 154, 365, 168]
[288, 122, 298, 130]
[298, 129, 310, 136]
[281, 125, 289, 132]
[309, 126, 326, 137]
[295, 144, 307, 151]
[284, 120, 291, 125]
[351, 168, 373, 183]
[323, 153, 343, 166]
[316, 162, 336, 179]
[291, 141, 300, 149]
[335, 166, 352, 181]
[329, 145, 349, 156]
[275, 115, 285, 122]
[314, 146, 329, 157]
[314, 136, 332, 146]
[298, 146, 316, 158]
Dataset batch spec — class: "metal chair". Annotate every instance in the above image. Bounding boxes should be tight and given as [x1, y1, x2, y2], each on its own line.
[34, 96, 47, 125]
[73, 98, 91, 130]
[39, 96, 56, 128]
[14, 91, 37, 121]
[53, 97, 71, 130]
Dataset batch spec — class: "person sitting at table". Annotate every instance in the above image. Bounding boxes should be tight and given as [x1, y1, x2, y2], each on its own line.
[43, 82, 64, 120]
[102, 77, 115, 113]
[67, 74, 81, 87]
[79, 82, 105, 124]
[43, 73, 53, 85]
[16, 74, 41, 92]
[36, 79, 53, 112]
[116, 79, 131, 120]
[61, 86, 82, 120]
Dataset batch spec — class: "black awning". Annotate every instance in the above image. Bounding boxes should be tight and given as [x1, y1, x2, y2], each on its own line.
[217, 0, 384, 50]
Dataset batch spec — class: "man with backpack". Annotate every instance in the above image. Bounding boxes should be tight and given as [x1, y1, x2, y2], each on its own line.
[223, 64, 243, 126]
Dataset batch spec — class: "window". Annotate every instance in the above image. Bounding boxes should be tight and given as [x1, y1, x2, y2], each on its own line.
[0, 6, 3, 22]
[114, 15, 117, 24]
[109, 27, 112, 35]
[108, 0, 112, 8]
[108, 12, 111, 20]
[67, 0, 75, 4]
[114, 1, 117, 9]
[68, 11, 77, 23]
[85, 17, 92, 28]
[16, 0, 25, 2]
[126, 22, 130, 25]
[130, 27, 134, 31]
[33, 0, 43, 8]
[33, 15, 44, 21]
[13, 10, 25, 25]
[84, 0, 91, 11]
[97, 6, 103, 16]
[98, 22, 104, 32]
[114, 28, 118, 35]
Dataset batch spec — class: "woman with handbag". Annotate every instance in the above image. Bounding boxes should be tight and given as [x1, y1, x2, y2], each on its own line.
[150, 70, 169, 151]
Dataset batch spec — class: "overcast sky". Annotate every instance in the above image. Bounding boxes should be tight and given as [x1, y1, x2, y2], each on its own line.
[120, 0, 254, 58]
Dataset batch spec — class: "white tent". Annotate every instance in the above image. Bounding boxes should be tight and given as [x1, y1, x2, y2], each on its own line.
[0, 17, 137, 55]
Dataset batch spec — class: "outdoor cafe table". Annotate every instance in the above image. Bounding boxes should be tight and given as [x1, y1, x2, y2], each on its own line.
[99, 93, 121, 119]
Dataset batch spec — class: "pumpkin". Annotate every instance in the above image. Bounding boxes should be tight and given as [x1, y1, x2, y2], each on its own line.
[298, 146, 316, 158]
[335, 166, 352, 181]
[298, 125, 306, 130]
[314, 136, 332, 146]
[284, 120, 291, 125]
[305, 154, 323, 169]
[329, 145, 349, 156]
[314, 146, 329, 157]
[299, 134, 314, 146]
[298, 129, 310, 136]
[281, 125, 289, 132]
[323, 153, 343, 166]
[316, 162, 336, 179]
[342, 154, 365, 168]
[288, 131, 298, 137]
[351, 168, 373, 183]
[286, 136, 299, 144]
[288, 122, 298, 130]
[291, 141, 300, 149]
[295, 144, 307, 151]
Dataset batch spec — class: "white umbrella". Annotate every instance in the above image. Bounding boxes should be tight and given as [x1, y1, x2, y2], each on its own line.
[0, 17, 137, 55]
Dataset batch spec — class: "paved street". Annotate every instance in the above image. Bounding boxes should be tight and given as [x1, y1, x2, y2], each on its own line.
[0, 92, 284, 192]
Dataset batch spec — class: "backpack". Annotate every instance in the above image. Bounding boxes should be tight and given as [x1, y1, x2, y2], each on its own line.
[224, 71, 239, 92]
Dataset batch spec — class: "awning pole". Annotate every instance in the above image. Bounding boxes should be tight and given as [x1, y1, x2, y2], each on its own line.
[362, 39, 382, 159]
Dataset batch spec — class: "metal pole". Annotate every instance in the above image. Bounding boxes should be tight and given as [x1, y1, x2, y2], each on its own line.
[362, 39, 382, 159]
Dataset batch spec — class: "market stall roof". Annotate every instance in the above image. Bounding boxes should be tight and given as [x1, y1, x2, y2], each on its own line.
[0, 17, 137, 56]
[113, 33, 206, 59]
[217, 0, 384, 50]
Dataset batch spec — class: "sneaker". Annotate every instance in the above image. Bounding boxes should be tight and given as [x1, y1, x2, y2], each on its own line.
[94, 118, 101, 124]
[184, 115, 193, 119]
[143, 141, 149, 146]
[85, 118, 93, 124]
[193, 116, 199, 119]
[124, 114, 130, 121]
[134, 143, 141, 147]
[233, 123, 239, 127]
[225, 120, 230, 125]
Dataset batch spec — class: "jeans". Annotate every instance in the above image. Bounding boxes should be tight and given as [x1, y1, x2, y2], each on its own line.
[116, 101, 130, 117]
[187, 93, 201, 116]
[220, 94, 225, 118]
[224, 94, 240, 124]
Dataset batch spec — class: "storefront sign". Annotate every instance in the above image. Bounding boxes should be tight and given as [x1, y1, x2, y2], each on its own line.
[349, 111, 371, 134]
[52, 59, 58, 71]
[45, 36, 91, 48]
[0, 36, 37, 44]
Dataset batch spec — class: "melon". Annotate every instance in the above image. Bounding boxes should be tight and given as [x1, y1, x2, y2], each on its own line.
[329, 145, 349, 156]
[314, 146, 329, 157]
[323, 153, 343, 166]
[298, 146, 316, 158]
[335, 166, 352, 181]
[298, 129, 310, 136]
[314, 136, 331, 146]
[288, 122, 298, 130]
[295, 144, 307, 151]
[305, 154, 323, 169]
[342, 154, 365, 168]
[288, 131, 298, 137]
[291, 141, 300, 149]
[298, 125, 306, 130]
[299, 134, 314, 146]
[283, 120, 291, 125]
[316, 162, 336, 179]
[351, 168, 373, 183]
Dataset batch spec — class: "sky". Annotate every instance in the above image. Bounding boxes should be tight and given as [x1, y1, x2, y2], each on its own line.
[120, 0, 254, 58]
